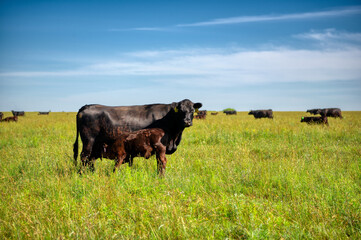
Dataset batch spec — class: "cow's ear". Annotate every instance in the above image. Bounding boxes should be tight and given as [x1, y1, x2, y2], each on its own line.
[194, 102, 202, 110]
[170, 102, 178, 113]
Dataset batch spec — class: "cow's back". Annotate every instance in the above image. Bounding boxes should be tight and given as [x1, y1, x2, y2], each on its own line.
[77, 104, 171, 135]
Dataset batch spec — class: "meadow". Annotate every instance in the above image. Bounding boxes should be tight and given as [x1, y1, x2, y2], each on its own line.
[0, 111, 360, 239]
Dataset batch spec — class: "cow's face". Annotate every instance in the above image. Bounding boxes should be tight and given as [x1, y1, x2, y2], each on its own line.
[248, 111, 254, 115]
[174, 100, 202, 128]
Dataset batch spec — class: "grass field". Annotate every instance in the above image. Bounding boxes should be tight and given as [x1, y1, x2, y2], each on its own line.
[0, 111, 360, 239]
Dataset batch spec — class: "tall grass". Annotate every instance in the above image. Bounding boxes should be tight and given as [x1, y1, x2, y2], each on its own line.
[0, 111, 360, 239]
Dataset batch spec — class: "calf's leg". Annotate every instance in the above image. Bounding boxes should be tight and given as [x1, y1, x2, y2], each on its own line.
[114, 153, 127, 173]
[155, 144, 167, 176]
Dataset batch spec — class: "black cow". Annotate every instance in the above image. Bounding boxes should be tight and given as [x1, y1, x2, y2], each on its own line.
[0, 112, 3, 121]
[39, 111, 50, 115]
[307, 108, 342, 119]
[301, 116, 328, 125]
[306, 109, 322, 115]
[194, 110, 207, 119]
[248, 109, 273, 119]
[73, 99, 202, 170]
[224, 110, 237, 115]
[320, 108, 343, 119]
[12, 111, 25, 117]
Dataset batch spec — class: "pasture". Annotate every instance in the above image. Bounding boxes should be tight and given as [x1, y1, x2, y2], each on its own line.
[0, 111, 360, 239]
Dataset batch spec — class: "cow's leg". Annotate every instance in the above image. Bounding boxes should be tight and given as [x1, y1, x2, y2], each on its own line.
[88, 157, 96, 172]
[127, 155, 134, 167]
[144, 146, 153, 159]
[79, 137, 95, 172]
[155, 144, 167, 177]
[114, 153, 127, 173]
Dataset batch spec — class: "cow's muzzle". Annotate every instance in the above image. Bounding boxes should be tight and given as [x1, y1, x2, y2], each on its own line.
[185, 121, 192, 127]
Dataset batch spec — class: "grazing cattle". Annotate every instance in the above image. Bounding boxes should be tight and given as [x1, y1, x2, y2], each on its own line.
[224, 110, 237, 115]
[307, 108, 343, 119]
[38, 111, 50, 115]
[248, 109, 273, 119]
[73, 99, 202, 170]
[320, 108, 343, 119]
[101, 128, 167, 175]
[306, 109, 321, 115]
[211, 112, 218, 115]
[1, 116, 18, 122]
[194, 110, 207, 119]
[301, 116, 328, 125]
[0, 112, 3, 121]
[12, 111, 25, 117]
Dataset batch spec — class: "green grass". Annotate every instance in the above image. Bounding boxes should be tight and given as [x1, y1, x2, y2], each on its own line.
[0, 111, 360, 239]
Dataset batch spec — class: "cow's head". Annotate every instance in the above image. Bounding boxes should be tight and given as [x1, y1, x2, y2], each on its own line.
[248, 111, 254, 115]
[172, 99, 202, 128]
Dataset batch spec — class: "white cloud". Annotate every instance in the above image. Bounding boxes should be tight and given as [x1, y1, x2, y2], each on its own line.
[2, 46, 361, 85]
[295, 29, 361, 43]
[109, 27, 169, 32]
[115, 6, 361, 31]
[177, 6, 361, 27]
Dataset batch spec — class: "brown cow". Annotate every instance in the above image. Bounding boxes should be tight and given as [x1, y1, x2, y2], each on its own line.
[301, 116, 328, 125]
[101, 128, 167, 176]
[1, 116, 18, 122]
[194, 110, 207, 119]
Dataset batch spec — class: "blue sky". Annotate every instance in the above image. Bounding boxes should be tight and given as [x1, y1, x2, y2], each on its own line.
[0, 0, 361, 111]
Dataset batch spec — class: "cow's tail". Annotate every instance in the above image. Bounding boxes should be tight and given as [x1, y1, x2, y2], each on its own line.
[73, 112, 80, 166]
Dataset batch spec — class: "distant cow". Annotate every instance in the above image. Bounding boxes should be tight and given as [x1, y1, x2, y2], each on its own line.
[194, 110, 207, 119]
[101, 128, 167, 176]
[320, 108, 343, 119]
[307, 108, 343, 119]
[224, 110, 237, 115]
[248, 109, 273, 119]
[306, 109, 322, 115]
[12, 111, 25, 117]
[38, 111, 50, 115]
[1, 116, 18, 122]
[301, 116, 328, 125]
[211, 112, 218, 115]
[0, 112, 3, 121]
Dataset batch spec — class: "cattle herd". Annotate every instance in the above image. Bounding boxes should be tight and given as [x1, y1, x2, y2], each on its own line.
[0, 101, 344, 176]
[0, 111, 51, 123]
[0, 111, 24, 122]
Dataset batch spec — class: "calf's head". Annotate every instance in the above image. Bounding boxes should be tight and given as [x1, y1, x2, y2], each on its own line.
[172, 99, 202, 127]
